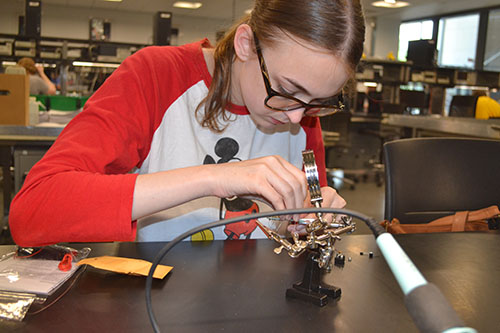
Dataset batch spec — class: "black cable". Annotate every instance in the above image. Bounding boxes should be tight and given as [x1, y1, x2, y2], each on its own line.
[145, 207, 384, 333]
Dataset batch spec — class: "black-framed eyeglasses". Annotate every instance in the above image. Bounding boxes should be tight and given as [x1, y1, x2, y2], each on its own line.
[254, 35, 345, 117]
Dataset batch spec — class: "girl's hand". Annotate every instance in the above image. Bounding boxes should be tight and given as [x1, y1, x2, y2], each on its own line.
[35, 64, 45, 76]
[210, 155, 307, 220]
[132, 156, 307, 221]
[287, 186, 346, 235]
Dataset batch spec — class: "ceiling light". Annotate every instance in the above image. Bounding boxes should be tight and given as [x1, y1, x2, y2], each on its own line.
[102, 0, 123, 2]
[372, 1, 410, 8]
[173, 1, 203, 9]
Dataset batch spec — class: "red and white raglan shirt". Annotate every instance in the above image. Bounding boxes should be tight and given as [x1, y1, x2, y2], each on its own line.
[10, 39, 327, 246]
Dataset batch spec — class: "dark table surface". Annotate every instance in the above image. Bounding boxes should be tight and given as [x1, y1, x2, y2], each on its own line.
[1, 233, 499, 332]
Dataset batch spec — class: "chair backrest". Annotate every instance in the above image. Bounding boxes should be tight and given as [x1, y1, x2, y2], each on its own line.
[383, 137, 500, 224]
[381, 102, 405, 114]
[399, 90, 427, 109]
[449, 95, 478, 117]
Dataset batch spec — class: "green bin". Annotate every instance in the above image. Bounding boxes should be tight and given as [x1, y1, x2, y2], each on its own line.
[34, 95, 91, 111]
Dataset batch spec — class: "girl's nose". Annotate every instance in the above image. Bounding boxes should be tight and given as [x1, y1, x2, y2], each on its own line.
[285, 108, 305, 124]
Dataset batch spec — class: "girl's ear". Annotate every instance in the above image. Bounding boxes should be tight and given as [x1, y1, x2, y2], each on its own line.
[234, 24, 255, 62]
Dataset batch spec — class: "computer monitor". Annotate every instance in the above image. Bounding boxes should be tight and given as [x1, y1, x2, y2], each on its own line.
[407, 40, 436, 69]
[448, 95, 477, 117]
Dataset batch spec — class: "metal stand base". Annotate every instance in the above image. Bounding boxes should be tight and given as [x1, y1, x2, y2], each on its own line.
[286, 251, 341, 307]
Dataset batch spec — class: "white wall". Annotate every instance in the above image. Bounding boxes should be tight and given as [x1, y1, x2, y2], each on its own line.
[0, 2, 233, 45]
[372, 17, 401, 59]
[0, 1, 24, 35]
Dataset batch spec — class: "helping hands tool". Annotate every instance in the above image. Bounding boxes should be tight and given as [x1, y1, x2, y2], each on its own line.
[256, 149, 355, 306]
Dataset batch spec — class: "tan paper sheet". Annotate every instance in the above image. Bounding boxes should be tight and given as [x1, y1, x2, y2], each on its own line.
[78, 256, 172, 279]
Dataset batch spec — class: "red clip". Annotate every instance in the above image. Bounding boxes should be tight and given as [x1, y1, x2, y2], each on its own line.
[58, 253, 73, 271]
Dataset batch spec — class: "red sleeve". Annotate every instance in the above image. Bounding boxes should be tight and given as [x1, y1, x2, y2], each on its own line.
[9, 43, 208, 246]
[301, 116, 327, 187]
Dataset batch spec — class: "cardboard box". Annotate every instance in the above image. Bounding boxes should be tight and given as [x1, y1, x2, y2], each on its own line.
[0, 74, 29, 125]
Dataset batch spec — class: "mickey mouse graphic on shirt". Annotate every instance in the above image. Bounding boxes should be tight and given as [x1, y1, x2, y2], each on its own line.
[190, 137, 260, 241]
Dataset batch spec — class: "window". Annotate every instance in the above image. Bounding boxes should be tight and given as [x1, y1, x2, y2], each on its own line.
[398, 20, 433, 61]
[484, 8, 500, 71]
[437, 14, 480, 69]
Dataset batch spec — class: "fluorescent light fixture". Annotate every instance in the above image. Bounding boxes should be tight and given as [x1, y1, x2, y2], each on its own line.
[102, 0, 123, 2]
[363, 82, 378, 88]
[72, 61, 120, 68]
[455, 85, 489, 91]
[2, 61, 55, 68]
[372, 1, 409, 8]
[173, 1, 202, 9]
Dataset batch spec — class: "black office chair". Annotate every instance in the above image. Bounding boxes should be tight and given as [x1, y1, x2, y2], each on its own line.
[384, 137, 500, 224]
[321, 111, 356, 190]
[448, 95, 478, 117]
[381, 102, 405, 114]
[399, 89, 429, 114]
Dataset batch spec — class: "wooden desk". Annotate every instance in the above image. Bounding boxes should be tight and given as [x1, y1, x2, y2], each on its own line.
[1, 233, 498, 332]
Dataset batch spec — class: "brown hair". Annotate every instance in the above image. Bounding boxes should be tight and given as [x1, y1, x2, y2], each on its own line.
[17, 57, 37, 75]
[198, 0, 365, 132]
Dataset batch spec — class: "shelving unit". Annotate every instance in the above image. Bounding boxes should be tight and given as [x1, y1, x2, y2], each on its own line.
[358, 59, 500, 89]
[0, 33, 150, 96]
[0, 33, 148, 65]
[354, 58, 500, 115]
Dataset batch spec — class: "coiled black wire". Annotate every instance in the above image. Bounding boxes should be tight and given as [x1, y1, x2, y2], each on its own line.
[145, 207, 385, 332]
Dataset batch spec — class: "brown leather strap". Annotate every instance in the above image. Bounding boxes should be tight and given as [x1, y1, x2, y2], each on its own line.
[467, 205, 500, 221]
[382, 205, 500, 234]
[451, 211, 468, 232]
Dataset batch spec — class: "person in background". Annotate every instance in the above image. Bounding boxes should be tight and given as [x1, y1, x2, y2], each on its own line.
[474, 91, 500, 119]
[10, 0, 366, 246]
[17, 57, 57, 95]
[48, 69, 61, 91]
